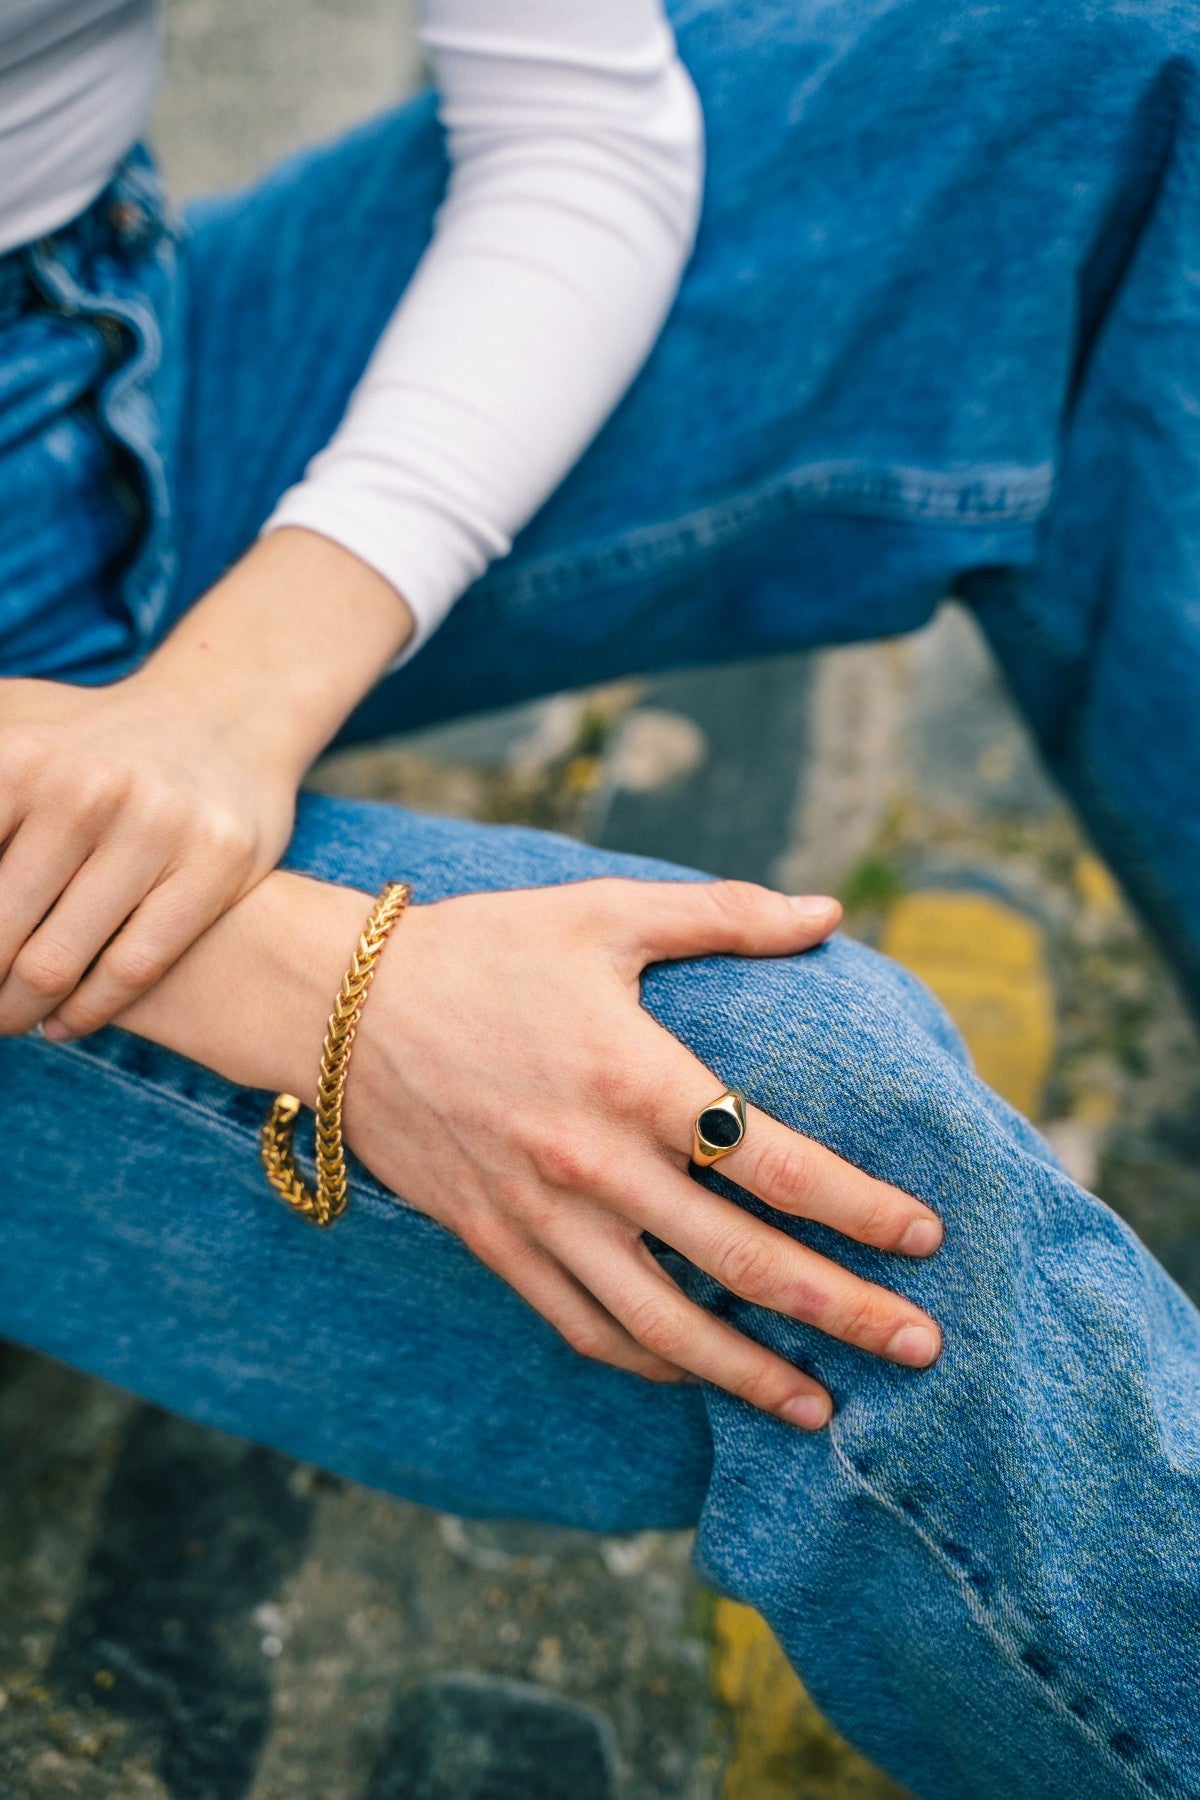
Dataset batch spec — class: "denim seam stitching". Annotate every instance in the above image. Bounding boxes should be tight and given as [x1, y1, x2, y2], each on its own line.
[446, 457, 1055, 629]
[32, 1038, 435, 1232]
[825, 1431, 1164, 1797]
[23, 1052, 1163, 1791]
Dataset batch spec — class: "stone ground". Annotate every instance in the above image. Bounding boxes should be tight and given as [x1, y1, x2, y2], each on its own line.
[3, 5, 1199, 1797]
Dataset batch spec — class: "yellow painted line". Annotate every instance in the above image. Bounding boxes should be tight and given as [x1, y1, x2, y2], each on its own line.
[712, 1601, 911, 1799]
[1074, 852, 1121, 919]
[880, 889, 1054, 1118]
[711, 888, 1056, 1796]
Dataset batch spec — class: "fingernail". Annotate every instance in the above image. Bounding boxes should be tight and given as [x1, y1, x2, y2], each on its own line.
[780, 1393, 832, 1431]
[900, 1217, 943, 1257]
[40, 1019, 70, 1042]
[887, 1324, 940, 1367]
[789, 895, 840, 925]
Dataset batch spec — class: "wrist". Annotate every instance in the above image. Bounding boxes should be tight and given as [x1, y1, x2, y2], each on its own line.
[139, 528, 416, 778]
[130, 645, 313, 786]
[118, 870, 376, 1099]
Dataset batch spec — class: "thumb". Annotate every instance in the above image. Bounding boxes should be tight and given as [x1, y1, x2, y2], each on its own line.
[625, 879, 842, 965]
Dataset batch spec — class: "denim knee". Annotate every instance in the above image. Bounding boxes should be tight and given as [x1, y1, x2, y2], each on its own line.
[639, 932, 1198, 1799]
[280, 796, 1198, 1790]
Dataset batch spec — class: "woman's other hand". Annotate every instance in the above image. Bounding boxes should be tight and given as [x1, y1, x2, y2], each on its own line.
[343, 877, 945, 1428]
[0, 667, 299, 1039]
[0, 530, 415, 1041]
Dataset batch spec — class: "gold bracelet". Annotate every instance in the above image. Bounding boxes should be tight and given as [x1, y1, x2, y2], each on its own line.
[259, 880, 412, 1228]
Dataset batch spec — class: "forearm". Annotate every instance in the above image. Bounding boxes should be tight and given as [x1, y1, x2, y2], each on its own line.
[138, 528, 416, 777]
[116, 868, 374, 1100]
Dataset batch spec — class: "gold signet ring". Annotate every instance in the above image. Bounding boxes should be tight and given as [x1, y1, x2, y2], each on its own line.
[692, 1090, 747, 1166]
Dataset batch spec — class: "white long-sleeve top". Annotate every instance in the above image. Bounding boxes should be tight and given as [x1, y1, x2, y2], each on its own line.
[0, 2, 704, 658]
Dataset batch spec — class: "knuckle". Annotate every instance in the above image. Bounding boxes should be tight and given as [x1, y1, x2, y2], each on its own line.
[590, 1054, 653, 1119]
[106, 939, 171, 992]
[754, 1139, 816, 1214]
[835, 1289, 891, 1346]
[857, 1191, 903, 1248]
[198, 808, 254, 867]
[529, 1131, 604, 1193]
[712, 1229, 780, 1299]
[625, 1293, 682, 1361]
[735, 1361, 792, 1415]
[706, 879, 763, 929]
[70, 766, 126, 822]
[15, 943, 75, 999]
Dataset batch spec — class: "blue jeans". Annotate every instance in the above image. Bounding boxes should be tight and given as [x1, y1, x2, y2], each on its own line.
[2, 2, 1199, 1795]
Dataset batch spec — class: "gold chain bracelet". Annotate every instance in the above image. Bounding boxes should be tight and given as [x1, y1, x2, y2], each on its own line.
[259, 880, 412, 1228]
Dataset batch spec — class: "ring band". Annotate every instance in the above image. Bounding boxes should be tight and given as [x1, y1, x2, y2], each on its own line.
[692, 1089, 747, 1167]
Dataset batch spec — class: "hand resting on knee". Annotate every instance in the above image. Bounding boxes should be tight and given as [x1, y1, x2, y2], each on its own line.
[117, 866, 945, 1428]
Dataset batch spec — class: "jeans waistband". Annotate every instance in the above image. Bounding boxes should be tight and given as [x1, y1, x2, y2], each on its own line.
[0, 145, 171, 326]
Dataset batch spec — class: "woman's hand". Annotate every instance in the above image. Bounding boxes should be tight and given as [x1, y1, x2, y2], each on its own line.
[116, 868, 945, 1427]
[0, 527, 416, 1043]
[0, 669, 299, 1040]
[343, 877, 945, 1428]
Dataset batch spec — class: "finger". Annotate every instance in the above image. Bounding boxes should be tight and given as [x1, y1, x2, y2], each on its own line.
[460, 1210, 690, 1384]
[542, 1208, 834, 1428]
[590, 877, 841, 968]
[539, 1202, 841, 1425]
[0, 816, 93, 982]
[649, 1035, 943, 1257]
[43, 864, 232, 1040]
[0, 839, 165, 1036]
[628, 1159, 942, 1369]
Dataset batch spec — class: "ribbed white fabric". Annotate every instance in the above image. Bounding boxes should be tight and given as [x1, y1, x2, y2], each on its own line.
[1, 3, 704, 659]
[266, 2, 704, 660]
[0, 0, 160, 255]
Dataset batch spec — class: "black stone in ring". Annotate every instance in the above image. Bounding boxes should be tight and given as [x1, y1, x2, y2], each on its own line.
[697, 1106, 744, 1150]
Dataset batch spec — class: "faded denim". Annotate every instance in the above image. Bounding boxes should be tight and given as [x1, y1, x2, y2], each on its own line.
[1, 3, 1199, 1796]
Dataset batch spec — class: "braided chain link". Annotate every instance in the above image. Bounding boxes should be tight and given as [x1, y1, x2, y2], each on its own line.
[259, 881, 412, 1227]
